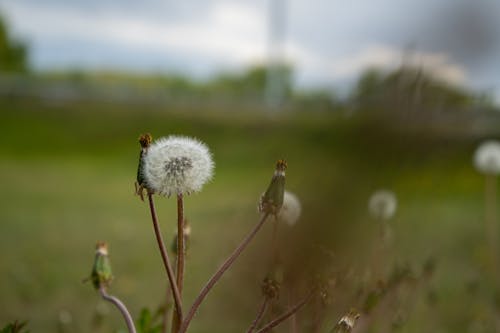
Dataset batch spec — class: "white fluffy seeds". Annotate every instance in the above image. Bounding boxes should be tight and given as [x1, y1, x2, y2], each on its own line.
[368, 189, 397, 221]
[474, 140, 500, 175]
[142, 136, 214, 196]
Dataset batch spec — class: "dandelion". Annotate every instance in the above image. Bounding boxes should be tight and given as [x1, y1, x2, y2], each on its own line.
[277, 191, 301, 226]
[473, 140, 500, 175]
[142, 136, 214, 197]
[368, 189, 397, 221]
[474, 140, 500, 277]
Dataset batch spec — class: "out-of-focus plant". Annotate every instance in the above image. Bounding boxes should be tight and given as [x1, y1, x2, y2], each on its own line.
[474, 140, 500, 277]
[0, 321, 29, 333]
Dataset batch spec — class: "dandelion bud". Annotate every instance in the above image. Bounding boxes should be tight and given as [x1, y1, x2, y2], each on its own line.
[259, 160, 287, 216]
[333, 309, 360, 333]
[368, 189, 397, 221]
[170, 222, 192, 255]
[91, 241, 113, 290]
[142, 136, 214, 197]
[261, 276, 280, 300]
[473, 140, 500, 175]
[135, 133, 153, 200]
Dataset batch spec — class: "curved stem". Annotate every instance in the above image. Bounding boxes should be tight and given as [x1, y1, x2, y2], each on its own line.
[147, 192, 183, 325]
[172, 194, 185, 333]
[247, 298, 269, 333]
[99, 287, 137, 333]
[255, 290, 314, 333]
[178, 213, 270, 333]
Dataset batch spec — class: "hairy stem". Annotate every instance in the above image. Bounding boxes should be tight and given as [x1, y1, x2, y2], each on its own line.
[247, 298, 269, 333]
[172, 194, 185, 333]
[178, 213, 270, 333]
[254, 290, 314, 333]
[99, 287, 137, 333]
[147, 192, 183, 325]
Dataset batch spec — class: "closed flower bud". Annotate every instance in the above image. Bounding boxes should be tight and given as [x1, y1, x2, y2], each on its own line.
[91, 242, 113, 290]
[135, 133, 153, 200]
[259, 160, 287, 216]
[261, 276, 280, 300]
[171, 222, 192, 255]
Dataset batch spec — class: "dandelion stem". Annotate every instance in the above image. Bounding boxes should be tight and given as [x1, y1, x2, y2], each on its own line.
[246, 298, 269, 333]
[99, 287, 136, 333]
[172, 194, 185, 333]
[162, 285, 172, 333]
[288, 289, 298, 333]
[178, 213, 270, 333]
[147, 192, 183, 326]
[485, 174, 499, 277]
[254, 289, 314, 333]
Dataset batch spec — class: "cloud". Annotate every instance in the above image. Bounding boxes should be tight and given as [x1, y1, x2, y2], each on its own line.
[0, 1, 267, 66]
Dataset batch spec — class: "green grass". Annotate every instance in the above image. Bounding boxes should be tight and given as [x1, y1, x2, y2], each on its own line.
[0, 99, 499, 332]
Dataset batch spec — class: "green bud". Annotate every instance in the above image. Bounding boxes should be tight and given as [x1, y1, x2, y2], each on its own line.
[91, 242, 113, 290]
[135, 133, 153, 200]
[261, 276, 280, 300]
[259, 160, 287, 216]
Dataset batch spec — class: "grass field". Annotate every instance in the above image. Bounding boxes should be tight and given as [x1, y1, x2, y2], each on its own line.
[1, 99, 499, 332]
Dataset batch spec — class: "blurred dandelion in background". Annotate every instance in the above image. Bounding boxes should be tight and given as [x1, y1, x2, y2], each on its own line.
[474, 140, 500, 277]
[368, 189, 397, 221]
[474, 140, 500, 175]
[277, 191, 301, 226]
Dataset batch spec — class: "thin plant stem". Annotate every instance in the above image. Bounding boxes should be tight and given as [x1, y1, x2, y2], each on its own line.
[485, 174, 499, 277]
[171, 194, 185, 333]
[162, 283, 173, 333]
[288, 289, 297, 333]
[269, 218, 280, 270]
[254, 289, 315, 333]
[247, 298, 269, 333]
[147, 192, 183, 325]
[99, 287, 137, 333]
[178, 213, 270, 333]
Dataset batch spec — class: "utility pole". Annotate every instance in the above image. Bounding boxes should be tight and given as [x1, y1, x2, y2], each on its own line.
[266, 0, 287, 110]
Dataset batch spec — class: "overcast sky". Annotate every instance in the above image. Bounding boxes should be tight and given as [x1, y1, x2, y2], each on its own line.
[0, 0, 499, 100]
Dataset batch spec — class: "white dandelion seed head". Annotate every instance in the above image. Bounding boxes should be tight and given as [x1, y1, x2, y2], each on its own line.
[473, 140, 500, 175]
[278, 191, 302, 226]
[368, 189, 397, 221]
[142, 136, 214, 196]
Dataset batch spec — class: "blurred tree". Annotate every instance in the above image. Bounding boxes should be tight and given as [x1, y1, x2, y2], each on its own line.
[351, 66, 480, 113]
[0, 15, 28, 73]
[210, 64, 293, 101]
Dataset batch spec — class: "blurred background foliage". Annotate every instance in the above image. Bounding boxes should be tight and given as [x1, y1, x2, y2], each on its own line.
[1, 10, 500, 333]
